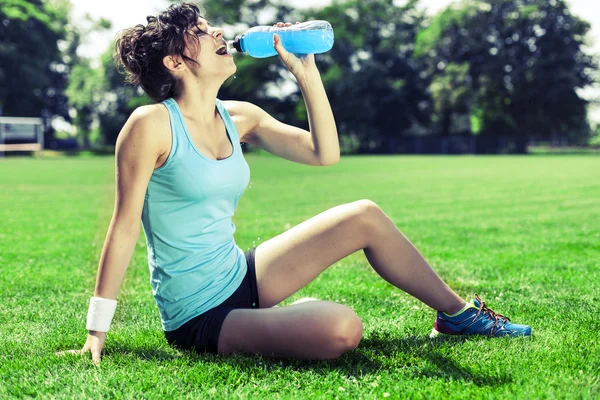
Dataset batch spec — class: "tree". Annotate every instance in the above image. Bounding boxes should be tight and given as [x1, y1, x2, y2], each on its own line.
[96, 47, 153, 147]
[289, 0, 431, 153]
[64, 14, 113, 149]
[65, 59, 105, 149]
[430, 63, 473, 136]
[0, 0, 70, 119]
[416, 0, 597, 143]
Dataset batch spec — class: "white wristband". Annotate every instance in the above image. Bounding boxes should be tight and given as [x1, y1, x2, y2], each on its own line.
[86, 297, 117, 332]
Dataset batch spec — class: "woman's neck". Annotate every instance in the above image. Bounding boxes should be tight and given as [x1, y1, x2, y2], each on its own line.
[173, 77, 222, 124]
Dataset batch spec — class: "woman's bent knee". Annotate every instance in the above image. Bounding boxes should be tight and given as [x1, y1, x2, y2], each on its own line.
[349, 200, 386, 242]
[326, 310, 363, 358]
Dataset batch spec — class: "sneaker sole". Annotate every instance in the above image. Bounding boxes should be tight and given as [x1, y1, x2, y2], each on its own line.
[430, 328, 441, 338]
[430, 327, 532, 338]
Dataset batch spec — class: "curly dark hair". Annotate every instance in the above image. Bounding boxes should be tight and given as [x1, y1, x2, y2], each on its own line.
[114, 2, 205, 102]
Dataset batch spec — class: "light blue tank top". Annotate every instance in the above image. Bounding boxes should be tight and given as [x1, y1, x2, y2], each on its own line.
[141, 98, 251, 331]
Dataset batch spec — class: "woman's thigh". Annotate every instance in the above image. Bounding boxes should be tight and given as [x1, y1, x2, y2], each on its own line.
[254, 199, 384, 308]
[217, 300, 363, 360]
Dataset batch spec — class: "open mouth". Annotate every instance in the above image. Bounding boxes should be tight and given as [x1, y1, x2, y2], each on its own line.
[215, 43, 229, 55]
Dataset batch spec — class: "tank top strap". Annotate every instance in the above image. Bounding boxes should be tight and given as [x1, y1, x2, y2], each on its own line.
[215, 98, 241, 144]
[160, 98, 183, 153]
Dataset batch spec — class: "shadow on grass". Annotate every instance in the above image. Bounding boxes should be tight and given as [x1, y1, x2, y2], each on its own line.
[360, 335, 512, 387]
[98, 335, 511, 387]
[101, 345, 179, 362]
[196, 335, 508, 387]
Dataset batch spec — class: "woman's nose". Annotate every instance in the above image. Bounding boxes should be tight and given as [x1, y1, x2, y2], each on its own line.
[211, 27, 224, 39]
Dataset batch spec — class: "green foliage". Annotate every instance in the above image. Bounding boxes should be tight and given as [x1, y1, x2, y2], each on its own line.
[414, 1, 479, 58]
[430, 63, 472, 135]
[0, 0, 70, 118]
[590, 129, 600, 146]
[66, 61, 104, 109]
[200, 0, 273, 27]
[95, 47, 152, 146]
[1, 155, 599, 397]
[61, 8, 116, 148]
[1, 0, 70, 33]
[65, 59, 105, 148]
[416, 0, 597, 141]
[2, 0, 53, 25]
[298, 0, 431, 151]
[470, 106, 484, 134]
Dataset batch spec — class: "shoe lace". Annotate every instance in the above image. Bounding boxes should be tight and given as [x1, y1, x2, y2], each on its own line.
[474, 294, 510, 335]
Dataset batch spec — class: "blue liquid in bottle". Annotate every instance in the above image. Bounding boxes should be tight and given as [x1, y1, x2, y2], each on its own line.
[232, 20, 334, 58]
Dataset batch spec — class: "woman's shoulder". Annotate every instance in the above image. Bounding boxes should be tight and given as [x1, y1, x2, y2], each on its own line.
[127, 103, 171, 139]
[220, 100, 261, 142]
[220, 100, 248, 116]
[116, 103, 171, 158]
[221, 100, 273, 122]
[131, 102, 170, 123]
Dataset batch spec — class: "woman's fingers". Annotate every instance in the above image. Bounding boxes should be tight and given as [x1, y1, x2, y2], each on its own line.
[56, 333, 104, 364]
[91, 346, 101, 364]
[55, 349, 84, 356]
[85, 333, 104, 364]
[273, 34, 286, 55]
[273, 21, 296, 27]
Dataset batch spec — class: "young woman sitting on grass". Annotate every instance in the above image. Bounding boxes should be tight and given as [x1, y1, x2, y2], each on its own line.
[77, 2, 531, 363]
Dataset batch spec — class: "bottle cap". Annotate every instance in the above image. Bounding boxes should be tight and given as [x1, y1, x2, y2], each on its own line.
[232, 35, 244, 53]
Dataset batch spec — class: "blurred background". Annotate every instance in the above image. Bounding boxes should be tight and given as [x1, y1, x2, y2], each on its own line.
[1, 0, 599, 155]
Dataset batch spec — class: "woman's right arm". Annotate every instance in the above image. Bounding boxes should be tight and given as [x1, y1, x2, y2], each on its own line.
[80, 106, 169, 363]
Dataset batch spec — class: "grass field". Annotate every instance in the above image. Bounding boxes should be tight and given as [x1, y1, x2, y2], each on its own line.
[0, 153, 598, 399]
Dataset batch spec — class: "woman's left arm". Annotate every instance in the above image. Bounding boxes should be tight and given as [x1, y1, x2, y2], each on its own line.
[234, 23, 340, 166]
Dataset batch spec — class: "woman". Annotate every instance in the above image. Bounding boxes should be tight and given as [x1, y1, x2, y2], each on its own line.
[79, 2, 530, 363]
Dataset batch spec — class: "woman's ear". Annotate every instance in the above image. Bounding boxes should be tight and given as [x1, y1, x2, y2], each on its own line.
[163, 55, 185, 72]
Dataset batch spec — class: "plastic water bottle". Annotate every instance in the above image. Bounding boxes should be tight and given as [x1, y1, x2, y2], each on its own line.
[230, 20, 334, 58]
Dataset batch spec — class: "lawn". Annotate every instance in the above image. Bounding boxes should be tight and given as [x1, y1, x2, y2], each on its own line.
[0, 153, 598, 399]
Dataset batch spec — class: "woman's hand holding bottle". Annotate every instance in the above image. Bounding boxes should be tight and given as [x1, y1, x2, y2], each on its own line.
[272, 22, 318, 81]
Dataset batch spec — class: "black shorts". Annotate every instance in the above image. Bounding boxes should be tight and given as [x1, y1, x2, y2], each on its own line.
[164, 248, 260, 354]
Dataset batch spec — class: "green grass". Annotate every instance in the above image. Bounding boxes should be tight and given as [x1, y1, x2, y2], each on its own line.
[1, 154, 599, 399]
[528, 145, 600, 155]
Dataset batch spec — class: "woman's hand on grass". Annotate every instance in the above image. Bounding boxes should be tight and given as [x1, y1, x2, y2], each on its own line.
[56, 331, 106, 364]
[82, 331, 106, 364]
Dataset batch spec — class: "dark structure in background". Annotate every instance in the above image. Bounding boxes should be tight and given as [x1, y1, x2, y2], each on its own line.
[379, 135, 528, 155]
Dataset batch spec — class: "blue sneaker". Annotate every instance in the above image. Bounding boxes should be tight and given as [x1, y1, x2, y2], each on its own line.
[430, 294, 531, 338]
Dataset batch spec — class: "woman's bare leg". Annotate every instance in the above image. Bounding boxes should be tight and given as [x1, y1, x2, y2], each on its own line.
[218, 301, 363, 359]
[218, 199, 465, 358]
[255, 199, 464, 311]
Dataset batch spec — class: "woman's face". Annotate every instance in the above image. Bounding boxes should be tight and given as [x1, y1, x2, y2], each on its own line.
[182, 17, 236, 78]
